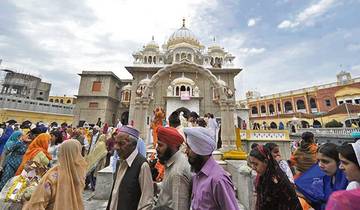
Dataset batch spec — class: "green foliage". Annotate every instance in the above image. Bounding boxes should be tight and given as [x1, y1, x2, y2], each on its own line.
[325, 119, 343, 128]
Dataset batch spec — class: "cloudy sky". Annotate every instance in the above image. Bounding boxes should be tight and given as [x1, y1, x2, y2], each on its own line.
[0, 0, 359, 99]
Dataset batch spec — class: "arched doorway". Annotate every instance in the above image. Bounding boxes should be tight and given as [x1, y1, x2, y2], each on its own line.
[270, 122, 277, 129]
[175, 107, 191, 119]
[121, 111, 129, 125]
[301, 120, 310, 128]
[279, 122, 284, 130]
[136, 62, 233, 144]
[313, 120, 322, 128]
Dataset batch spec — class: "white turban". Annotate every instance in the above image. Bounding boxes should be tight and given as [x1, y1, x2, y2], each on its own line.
[183, 127, 216, 156]
[351, 140, 360, 166]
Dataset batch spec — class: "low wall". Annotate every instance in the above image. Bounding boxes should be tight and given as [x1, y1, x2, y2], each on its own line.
[241, 140, 291, 160]
[235, 129, 292, 160]
[226, 160, 256, 210]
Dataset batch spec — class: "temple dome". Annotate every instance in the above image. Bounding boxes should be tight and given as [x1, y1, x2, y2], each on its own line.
[166, 19, 202, 49]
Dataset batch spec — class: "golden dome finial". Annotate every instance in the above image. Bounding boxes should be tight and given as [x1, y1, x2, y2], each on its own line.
[182, 18, 186, 27]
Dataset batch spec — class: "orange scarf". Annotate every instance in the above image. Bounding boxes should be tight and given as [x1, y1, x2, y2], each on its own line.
[15, 133, 52, 175]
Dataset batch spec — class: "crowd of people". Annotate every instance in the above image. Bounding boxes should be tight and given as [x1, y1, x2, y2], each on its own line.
[248, 131, 360, 210]
[0, 111, 235, 210]
[0, 113, 359, 210]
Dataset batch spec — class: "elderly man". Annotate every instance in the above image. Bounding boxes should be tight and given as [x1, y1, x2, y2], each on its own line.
[107, 126, 153, 210]
[155, 126, 191, 210]
[183, 127, 239, 210]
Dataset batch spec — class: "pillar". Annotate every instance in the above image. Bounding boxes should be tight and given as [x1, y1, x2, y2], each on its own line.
[220, 100, 236, 151]
[133, 98, 150, 140]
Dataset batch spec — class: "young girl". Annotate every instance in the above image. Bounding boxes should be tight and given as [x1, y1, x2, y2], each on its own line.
[249, 145, 301, 210]
[296, 143, 348, 210]
[338, 141, 360, 190]
[264, 142, 294, 183]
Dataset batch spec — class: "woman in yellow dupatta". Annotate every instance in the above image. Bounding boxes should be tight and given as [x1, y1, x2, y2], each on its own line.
[85, 132, 107, 175]
[23, 139, 87, 210]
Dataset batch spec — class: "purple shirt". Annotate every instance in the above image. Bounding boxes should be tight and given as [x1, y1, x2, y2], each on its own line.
[191, 156, 239, 210]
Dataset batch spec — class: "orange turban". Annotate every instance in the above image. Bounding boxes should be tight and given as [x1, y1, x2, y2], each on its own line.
[157, 127, 184, 149]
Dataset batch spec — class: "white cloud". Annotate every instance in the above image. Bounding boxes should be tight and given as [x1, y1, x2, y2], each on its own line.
[1, 0, 213, 95]
[239, 48, 266, 55]
[351, 64, 360, 72]
[278, 0, 335, 29]
[247, 18, 260, 27]
[347, 43, 360, 51]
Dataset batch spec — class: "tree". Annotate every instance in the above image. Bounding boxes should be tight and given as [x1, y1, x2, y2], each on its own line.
[325, 119, 343, 128]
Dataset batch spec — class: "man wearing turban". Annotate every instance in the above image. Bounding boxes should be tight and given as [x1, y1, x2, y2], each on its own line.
[107, 126, 153, 210]
[183, 127, 239, 210]
[155, 126, 191, 210]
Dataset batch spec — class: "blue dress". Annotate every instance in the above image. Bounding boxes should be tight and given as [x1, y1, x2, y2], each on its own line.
[0, 140, 28, 190]
[0, 127, 14, 155]
[295, 164, 348, 210]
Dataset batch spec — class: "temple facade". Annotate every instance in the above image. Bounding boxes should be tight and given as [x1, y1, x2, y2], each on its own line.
[75, 20, 242, 146]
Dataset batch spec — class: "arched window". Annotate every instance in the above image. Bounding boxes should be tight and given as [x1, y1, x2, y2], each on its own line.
[186, 86, 190, 92]
[310, 98, 317, 108]
[148, 56, 152, 64]
[66, 99, 71, 104]
[284, 101, 293, 112]
[270, 122, 277, 129]
[60, 99, 64, 103]
[180, 85, 186, 92]
[181, 53, 186, 60]
[251, 106, 258, 114]
[144, 56, 147, 64]
[313, 120, 322, 128]
[260, 105, 266, 113]
[277, 103, 281, 112]
[269, 104, 275, 114]
[296, 100, 306, 110]
[55, 99, 59, 103]
[176, 86, 180, 96]
[124, 91, 130, 101]
[49, 99, 53, 102]
[188, 53, 192, 61]
[153, 56, 156, 64]
[175, 54, 180, 62]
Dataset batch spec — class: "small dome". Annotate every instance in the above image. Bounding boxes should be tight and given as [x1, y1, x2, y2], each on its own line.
[122, 84, 132, 91]
[208, 37, 224, 52]
[171, 74, 195, 86]
[145, 36, 159, 49]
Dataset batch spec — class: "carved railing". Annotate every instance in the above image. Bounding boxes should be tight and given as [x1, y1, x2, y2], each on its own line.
[239, 129, 290, 141]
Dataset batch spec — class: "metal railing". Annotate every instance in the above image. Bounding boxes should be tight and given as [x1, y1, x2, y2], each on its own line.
[296, 128, 360, 137]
